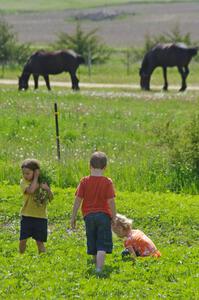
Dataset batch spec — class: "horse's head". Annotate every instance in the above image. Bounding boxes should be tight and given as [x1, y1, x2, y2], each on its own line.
[139, 68, 150, 91]
[18, 75, 29, 91]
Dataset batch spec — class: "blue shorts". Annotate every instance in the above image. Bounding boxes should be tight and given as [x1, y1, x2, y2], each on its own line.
[84, 212, 113, 255]
[20, 216, 48, 242]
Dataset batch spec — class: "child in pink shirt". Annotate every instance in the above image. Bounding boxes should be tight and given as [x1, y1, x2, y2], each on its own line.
[112, 213, 161, 258]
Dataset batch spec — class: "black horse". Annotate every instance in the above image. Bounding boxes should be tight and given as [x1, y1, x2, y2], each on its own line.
[139, 43, 198, 91]
[18, 50, 85, 91]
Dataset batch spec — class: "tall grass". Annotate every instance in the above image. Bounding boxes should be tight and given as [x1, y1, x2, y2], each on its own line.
[0, 87, 198, 193]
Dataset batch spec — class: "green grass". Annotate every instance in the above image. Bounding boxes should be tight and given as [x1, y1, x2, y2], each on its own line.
[2, 58, 199, 86]
[0, 184, 198, 299]
[0, 87, 199, 193]
[0, 0, 194, 13]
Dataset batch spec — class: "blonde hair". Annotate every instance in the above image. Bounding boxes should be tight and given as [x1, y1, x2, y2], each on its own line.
[115, 213, 133, 231]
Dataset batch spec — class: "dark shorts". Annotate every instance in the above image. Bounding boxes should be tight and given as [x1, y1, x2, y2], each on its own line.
[20, 216, 48, 242]
[84, 212, 113, 255]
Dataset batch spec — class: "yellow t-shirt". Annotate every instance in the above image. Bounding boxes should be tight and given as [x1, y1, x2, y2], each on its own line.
[20, 178, 48, 219]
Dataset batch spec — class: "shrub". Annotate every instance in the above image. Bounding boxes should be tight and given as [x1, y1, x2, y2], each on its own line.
[0, 19, 30, 74]
[53, 22, 111, 64]
[158, 114, 199, 192]
[144, 24, 192, 52]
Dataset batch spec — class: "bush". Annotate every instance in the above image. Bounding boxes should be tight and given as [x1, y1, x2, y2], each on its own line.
[143, 24, 192, 52]
[158, 114, 199, 193]
[53, 22, 111, 64]
[0, 19, 30, 74]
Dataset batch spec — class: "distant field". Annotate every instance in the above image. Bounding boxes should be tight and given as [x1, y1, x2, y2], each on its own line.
[0, 0, 194, 12]
[0, 87, 198, 193]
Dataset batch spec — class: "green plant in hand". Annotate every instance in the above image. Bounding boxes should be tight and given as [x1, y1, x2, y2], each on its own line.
[35, 170, 52, 206]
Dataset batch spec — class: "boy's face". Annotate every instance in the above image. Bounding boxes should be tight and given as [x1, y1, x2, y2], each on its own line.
[22, 167, 34, 181]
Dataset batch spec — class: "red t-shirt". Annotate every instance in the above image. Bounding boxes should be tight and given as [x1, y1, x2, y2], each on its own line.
[75, 176, 115, 217]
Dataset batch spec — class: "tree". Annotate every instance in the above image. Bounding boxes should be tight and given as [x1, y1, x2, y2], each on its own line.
[0, 20, 16, 74]
[144, 24, 192, 52]
[0, 19, 30, 76]
[54, 23, 111, 64]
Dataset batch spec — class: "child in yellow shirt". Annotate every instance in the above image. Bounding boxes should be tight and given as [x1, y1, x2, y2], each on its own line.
[19, 159, 53, 254]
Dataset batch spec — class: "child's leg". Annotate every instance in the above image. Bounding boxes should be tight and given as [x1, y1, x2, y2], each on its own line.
[36, 241, 46, 254]
[96, 250, 106, 272]
[19, 239, 27, 254]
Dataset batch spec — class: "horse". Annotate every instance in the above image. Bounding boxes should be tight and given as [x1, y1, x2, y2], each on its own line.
[139, 43, 198, 91]
[18, 50, 85, 91]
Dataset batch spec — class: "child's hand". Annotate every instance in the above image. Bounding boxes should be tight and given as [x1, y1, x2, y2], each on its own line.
[70, 217, 76, 230]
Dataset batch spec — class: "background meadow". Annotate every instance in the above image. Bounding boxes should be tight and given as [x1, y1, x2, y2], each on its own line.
[0, 184, 198, 299]
[0, 86, 198, 193]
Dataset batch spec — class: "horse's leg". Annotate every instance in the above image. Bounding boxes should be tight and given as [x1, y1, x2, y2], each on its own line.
[183, 66, 189, 90]
[33, 74, 39, 89]
[43, 75, 51, 90]
[178, 66, 187, 92]
[162, 67, 168, 91]
[70, 72, 79, 90]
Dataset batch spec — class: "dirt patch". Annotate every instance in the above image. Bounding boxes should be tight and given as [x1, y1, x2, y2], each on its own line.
[3, 2, 199, 47]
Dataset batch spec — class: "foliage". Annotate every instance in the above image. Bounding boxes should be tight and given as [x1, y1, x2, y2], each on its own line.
[0, 184, 198, 299]
[38, 169, 53, 186]
[144, 24, 192, 53]
[0, 20, 16, 71]
[54, 23, 111, 64]
[0, 88, 199, 194]
[157, 114, 199, 192]
[0, 19, 30, 73]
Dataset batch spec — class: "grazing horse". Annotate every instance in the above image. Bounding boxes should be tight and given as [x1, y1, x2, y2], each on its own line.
[139, 43, 198, 91]
[18, 50, 85, 91]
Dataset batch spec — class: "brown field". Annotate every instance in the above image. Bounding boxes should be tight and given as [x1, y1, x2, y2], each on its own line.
[3, 2, 199, 47]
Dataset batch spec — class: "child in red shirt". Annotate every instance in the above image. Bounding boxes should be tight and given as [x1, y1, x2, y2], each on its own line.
[71, 151, 116, 273]
[112, 213, 161, 258]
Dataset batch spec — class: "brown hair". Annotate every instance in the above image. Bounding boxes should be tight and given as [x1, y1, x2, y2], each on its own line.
[21, 159, 40, 171]
[90, 151, 107, 169]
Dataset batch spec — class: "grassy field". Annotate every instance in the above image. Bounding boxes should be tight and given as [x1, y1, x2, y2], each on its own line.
[0, 86, 198, 193]
[3, 58, 199, 87]
[0, 184, 198, 299]
[0, 0, 194, 12]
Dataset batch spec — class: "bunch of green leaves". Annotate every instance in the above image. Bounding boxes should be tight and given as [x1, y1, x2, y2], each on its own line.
[34, 170, 53, 206]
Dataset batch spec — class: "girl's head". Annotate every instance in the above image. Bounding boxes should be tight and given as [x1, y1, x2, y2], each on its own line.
[112, 213, 132, 238]
[21, 159, 40, 181]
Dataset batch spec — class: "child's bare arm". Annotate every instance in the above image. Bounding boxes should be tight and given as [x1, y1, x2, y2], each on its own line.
[127, 246, 137, 258]
[25, 169, 40, 194]
[71, 196, 82, 229]
[108, 198, 116, 223]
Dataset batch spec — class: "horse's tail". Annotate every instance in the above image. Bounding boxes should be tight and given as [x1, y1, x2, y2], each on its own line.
[77, 54, 85, 65]
[187, 47, 198, 57]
